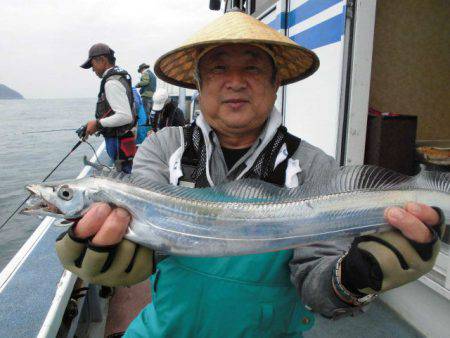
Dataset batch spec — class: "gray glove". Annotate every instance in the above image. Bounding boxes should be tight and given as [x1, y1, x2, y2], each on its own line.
[341, 207, 446, 295]
[55, 226, 153, 287]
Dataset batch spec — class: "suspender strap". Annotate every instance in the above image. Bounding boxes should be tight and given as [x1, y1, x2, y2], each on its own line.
[179, 124, 301, 188]
[243, 126, 301, 186]
[267, 128, 301, 186]
[180, 124, 210, 188]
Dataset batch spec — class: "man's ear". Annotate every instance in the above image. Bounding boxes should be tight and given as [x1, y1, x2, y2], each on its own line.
[272, 78, 281, 94]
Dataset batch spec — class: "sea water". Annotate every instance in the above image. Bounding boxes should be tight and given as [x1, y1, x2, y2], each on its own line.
[0, 98, 101, 270]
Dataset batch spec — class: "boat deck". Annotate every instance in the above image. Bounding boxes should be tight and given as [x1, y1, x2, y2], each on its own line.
[306, 300, 424, 338]
[0, 220, 65, 337]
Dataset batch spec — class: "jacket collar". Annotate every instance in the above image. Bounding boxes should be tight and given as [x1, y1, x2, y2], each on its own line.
[102, 67, 114, 78]
[196, 107, 282, 146]
[195, 107, 283, 180]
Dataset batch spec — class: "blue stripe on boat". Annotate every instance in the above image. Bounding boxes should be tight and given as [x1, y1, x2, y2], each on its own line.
[288, 0, 342, 28]
[268, 0, 343, 30]
[268, 12, 286, 30]
[290, 11, 345, 50]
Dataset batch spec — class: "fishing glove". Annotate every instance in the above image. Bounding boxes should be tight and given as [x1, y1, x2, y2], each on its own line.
[341, 207, 446, 295]
[55, 226, 154, 287]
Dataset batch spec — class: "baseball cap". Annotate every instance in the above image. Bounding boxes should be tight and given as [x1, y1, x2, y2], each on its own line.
[80, 43, 115, 69]
[152, 88, 169, 111]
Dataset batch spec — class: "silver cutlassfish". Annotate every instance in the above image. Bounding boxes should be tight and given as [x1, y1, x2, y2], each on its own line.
[22, 165, 450, 256]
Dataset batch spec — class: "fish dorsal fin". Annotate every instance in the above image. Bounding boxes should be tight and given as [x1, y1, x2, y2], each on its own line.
[210, 179, 283, 201]
[98, 165, 449, 204]
[113, 177, 284, 203]
[412, 170, 450, 193]
[182, 165, 416, 203]
[145, 179, 282, 203]
[296, 165, 412, 197]
[92, 169, 135, 183]
[289, 165, 450, 199]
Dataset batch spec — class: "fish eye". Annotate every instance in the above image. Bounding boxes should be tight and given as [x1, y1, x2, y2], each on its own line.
[58, 186, 73, 201]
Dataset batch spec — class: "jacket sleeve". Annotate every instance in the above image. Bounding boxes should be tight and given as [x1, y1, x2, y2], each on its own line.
[132, 127, 181, 183]
[290, 240, 355, 318]
[135, 73, 150, 88]
[149, 71, 157, 92]
[289, 147, 361, 318]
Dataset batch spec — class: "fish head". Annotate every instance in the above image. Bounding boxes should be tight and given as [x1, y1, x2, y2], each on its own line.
[22, 179, 95, 218]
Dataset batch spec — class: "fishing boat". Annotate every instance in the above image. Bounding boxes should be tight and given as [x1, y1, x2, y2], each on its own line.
[1, 1, 449, 337]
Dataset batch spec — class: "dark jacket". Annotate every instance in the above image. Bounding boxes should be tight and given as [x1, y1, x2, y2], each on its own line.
[151, 101, 186, 131]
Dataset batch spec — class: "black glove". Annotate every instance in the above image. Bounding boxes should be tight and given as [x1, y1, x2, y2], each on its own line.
[341, 207, 445, 295]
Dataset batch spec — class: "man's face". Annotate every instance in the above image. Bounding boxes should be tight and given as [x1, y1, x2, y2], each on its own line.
[91, 56, 108, 78]
[198, 44, 279, 140]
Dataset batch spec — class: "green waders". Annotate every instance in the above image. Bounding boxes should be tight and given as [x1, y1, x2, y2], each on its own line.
[124, 250, 314, 337]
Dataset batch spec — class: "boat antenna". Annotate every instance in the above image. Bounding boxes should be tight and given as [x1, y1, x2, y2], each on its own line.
[0, 140, 83, 232]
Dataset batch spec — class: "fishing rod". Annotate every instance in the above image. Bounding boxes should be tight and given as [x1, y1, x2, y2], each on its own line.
[22, 128, 77, 135]
[1, 123, 113, 232]
[0, 139, 83, 232]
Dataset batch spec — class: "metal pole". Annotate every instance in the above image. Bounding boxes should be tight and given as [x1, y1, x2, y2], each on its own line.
[178, 87, 186, 114]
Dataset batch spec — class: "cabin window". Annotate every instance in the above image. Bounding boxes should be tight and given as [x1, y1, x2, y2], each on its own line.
[252, 0, 277, 17]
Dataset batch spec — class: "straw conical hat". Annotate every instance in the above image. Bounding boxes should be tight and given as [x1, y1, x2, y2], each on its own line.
[154, 11, 319, 89]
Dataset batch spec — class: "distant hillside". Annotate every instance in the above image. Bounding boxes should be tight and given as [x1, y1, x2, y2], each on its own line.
[0, 84, 24, 99]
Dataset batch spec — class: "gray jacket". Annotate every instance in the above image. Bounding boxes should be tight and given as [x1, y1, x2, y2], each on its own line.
[133, 108, 359, 318]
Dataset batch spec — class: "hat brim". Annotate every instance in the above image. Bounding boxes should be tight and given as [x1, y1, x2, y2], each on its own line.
[152, 102, 165, 111]
[138, 66, 149, 72]
[155, 40, 319, 89]
[80, 58, 93, 69]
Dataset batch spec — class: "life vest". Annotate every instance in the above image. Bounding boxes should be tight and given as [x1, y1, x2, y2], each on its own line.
[95, 66, 136, 137]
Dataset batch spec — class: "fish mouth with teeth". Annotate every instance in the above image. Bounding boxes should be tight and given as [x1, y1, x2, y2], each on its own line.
[21, 185, 63, 216]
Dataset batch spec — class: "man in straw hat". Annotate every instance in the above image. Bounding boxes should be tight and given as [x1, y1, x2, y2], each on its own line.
[56, 10, 444, 337]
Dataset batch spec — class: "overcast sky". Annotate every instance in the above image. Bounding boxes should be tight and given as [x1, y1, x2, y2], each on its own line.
[0, 0, 222, 99]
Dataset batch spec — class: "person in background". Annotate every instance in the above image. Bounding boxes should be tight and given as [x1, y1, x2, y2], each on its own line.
[149, 88, 186, 132]
[81, 43, 136, 173]
[136, 63, 157, 118]
[132, 87, 150, 145]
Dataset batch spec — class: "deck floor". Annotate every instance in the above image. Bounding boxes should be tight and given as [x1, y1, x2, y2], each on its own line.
[104, 281, 151, 336]
[305, 300, 424, 338]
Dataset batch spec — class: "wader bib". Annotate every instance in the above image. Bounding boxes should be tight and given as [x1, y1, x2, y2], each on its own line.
[125, 124, 314, 337]
[125, 253, 314, 337]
